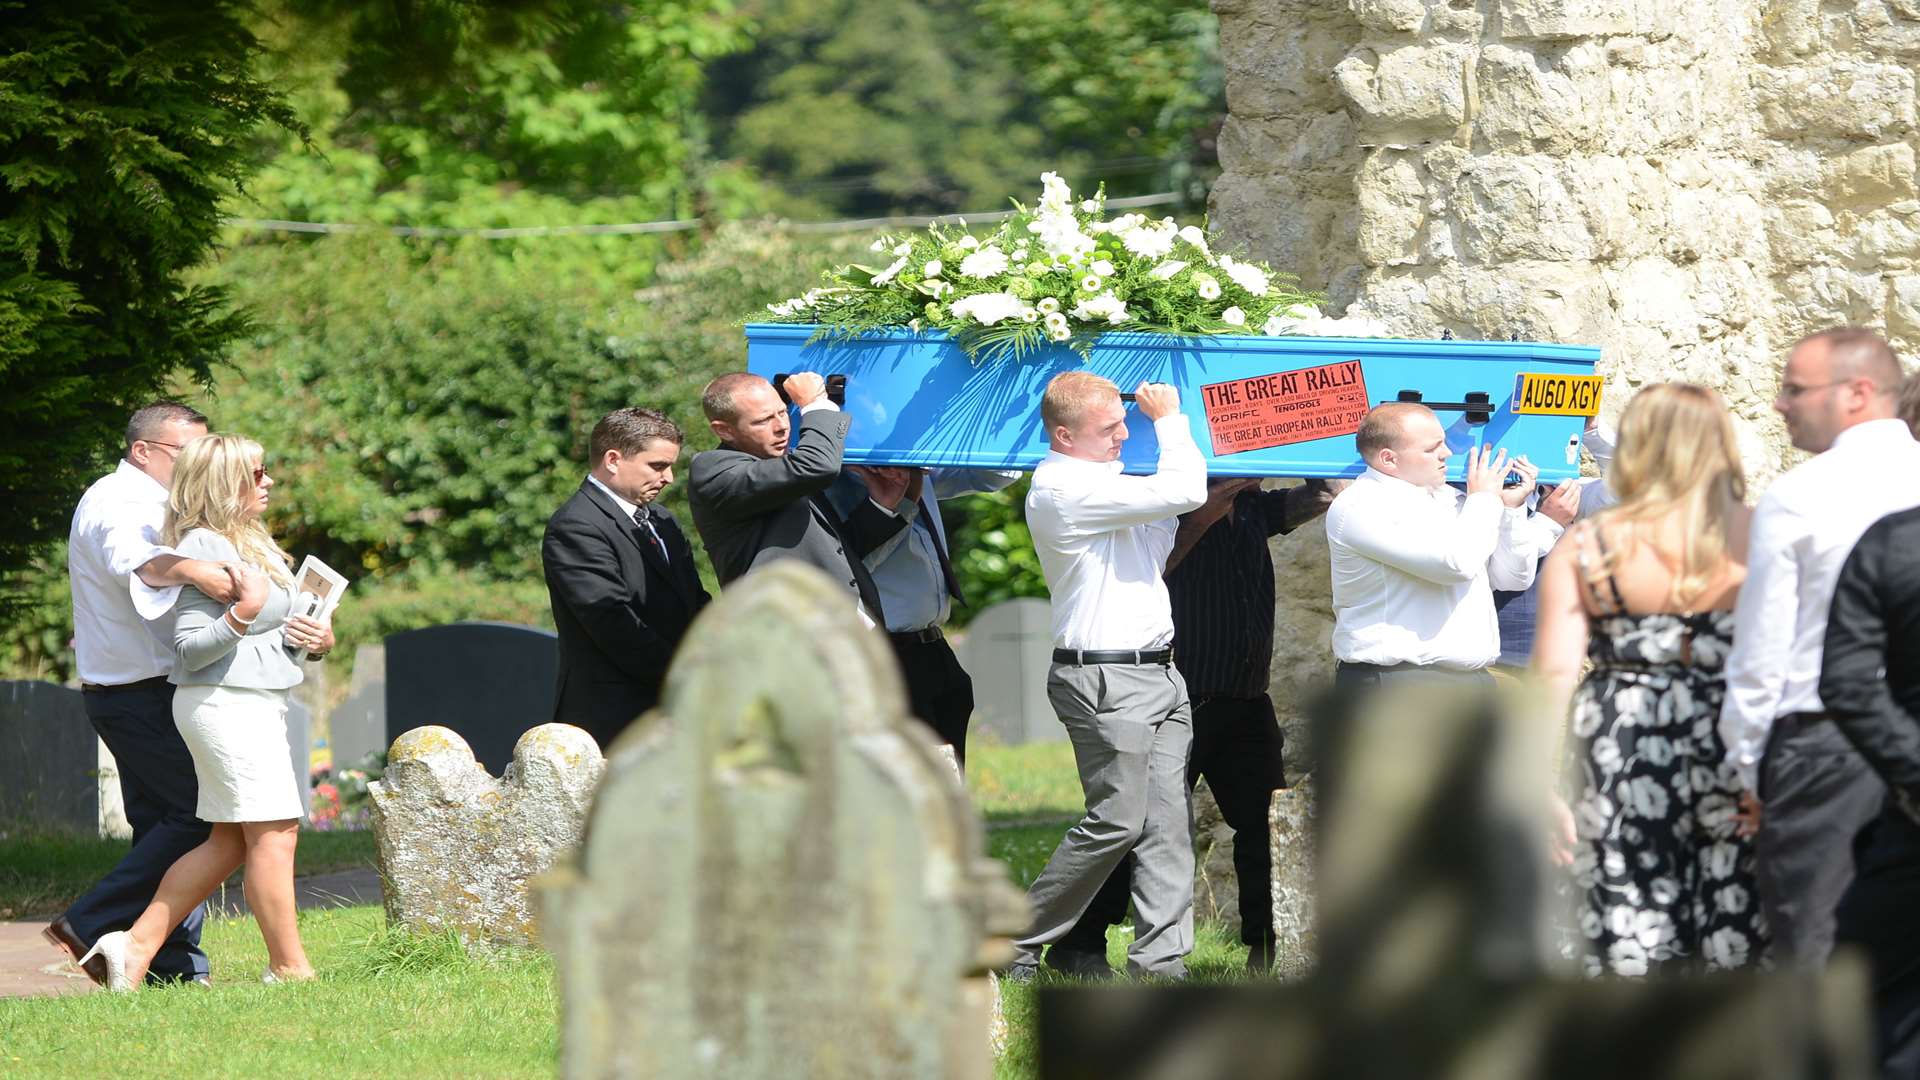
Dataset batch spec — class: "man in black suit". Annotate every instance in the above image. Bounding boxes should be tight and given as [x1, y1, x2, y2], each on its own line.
[1821, 505, 1920, 1075]
[688, 371, 906, 624]
[543, 408, 710, 748]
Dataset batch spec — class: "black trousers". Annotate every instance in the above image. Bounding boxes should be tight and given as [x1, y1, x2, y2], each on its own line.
[1055, 693, 1288, 954]
[890, 634, 975, 768]
[1756, 714, 1886, 966]
[1835, 805, 1920, 1078]
[62, 680, 211, 982]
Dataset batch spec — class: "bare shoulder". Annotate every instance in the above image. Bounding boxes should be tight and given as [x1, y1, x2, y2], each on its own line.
[1726, 503, 1754, 565]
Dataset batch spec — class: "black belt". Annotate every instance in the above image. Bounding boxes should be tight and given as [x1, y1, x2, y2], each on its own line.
[889, 626, 945, 646]
[1052, 648, 1173, 666]
[1774, 711, 1831, 738]
[1336, 661, 1428, 675]
[80, 675, 172, 694]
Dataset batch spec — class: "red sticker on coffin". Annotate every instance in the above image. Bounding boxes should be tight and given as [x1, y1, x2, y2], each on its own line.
[1199, 359, 1370, 455]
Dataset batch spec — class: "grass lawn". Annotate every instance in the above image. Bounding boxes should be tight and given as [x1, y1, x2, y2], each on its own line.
[1, 743, 1261, 1079]
[0, 826, 377, 921]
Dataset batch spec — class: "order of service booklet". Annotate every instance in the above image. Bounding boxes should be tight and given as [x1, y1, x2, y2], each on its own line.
[293, 555, 350, 621]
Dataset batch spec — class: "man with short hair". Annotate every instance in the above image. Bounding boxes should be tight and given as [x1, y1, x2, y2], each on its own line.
[827, 464, 1019, 766]
[1721, 327, 1920, 966]
[48, 402, 242, 986]
[1326, 402, 1569, 689]
[1006, 372, 1206, 981]
[688, 372, 903, 624]
[543, 407, 710, 748]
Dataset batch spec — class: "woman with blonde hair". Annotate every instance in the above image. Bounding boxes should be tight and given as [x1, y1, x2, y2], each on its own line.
[1533, 383, 1768, 975]
[79, 434, 332, 988]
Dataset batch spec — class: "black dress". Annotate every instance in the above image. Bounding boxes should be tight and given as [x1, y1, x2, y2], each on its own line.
[1565, 529, 1769, 976]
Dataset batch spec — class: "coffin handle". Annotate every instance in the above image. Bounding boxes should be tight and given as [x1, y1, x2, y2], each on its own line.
[1393, 388, 1493, 425]
[772, 373, 848, 407]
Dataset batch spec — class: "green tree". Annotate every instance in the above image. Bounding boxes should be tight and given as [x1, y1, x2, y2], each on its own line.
[976, 0, 1225, 198]
[703, 0, 1054, 217]
[0, 2, 298, 592]
[232, 1, 758, 291]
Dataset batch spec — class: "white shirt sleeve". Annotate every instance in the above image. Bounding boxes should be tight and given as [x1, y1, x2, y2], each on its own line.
[1332, 488, 1506, 586]
[797, 398, 839, 416]
[92, 507, 184, 621]
[1720, 492, 1802, 791]
[1047, 415, 1207, 536]
[1489, 508, 1563, 591]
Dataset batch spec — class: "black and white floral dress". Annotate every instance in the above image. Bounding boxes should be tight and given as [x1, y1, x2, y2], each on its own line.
[1566, 547, 1770, 976]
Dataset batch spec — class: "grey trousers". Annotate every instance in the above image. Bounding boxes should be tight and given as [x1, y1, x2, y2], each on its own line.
[1013, 661, 1195, 977]
[1756, 714, 1887, 966]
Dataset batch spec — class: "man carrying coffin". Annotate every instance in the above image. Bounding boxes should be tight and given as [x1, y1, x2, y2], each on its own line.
[827, 464, 1020, 766]
[1326, 402, 1566, 688]
[689, 372, 906, 624]
[1004, 372, 1207, 981]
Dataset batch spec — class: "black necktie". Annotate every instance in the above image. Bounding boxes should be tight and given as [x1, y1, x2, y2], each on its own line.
[633, 509, 668, 563]
[915, 495, 965, 606]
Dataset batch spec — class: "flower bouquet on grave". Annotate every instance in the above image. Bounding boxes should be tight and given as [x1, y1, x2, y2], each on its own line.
[747, 174, 1598, 481]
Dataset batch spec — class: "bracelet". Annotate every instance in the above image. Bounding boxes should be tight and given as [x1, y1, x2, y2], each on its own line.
[227, 606, 258, 627]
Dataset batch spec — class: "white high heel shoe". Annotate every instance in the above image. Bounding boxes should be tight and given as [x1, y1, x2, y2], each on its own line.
[75, 930, 136, 992]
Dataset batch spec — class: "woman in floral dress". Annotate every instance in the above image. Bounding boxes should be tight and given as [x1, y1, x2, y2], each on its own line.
[1532, 383, 1768, 975]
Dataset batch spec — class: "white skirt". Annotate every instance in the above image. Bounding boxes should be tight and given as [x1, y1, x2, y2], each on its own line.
[172, 684, 305, 823]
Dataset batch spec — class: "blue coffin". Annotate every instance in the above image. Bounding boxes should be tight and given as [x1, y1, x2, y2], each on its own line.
[743, 324, 1602, 482]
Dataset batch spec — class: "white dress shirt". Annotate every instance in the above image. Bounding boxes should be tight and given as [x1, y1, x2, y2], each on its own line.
[585, 473, 667, 562]
[1026, 414, 1207, 651]
[1720, 418, 1920, 790]
[68, 461, 182, 685]
[1327, 467, 1563, 669]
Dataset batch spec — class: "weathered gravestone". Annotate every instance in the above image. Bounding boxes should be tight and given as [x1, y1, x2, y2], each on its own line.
[960, 598, 1064, 746]
[1040, 683, 1874, 1080]
[538, 561, 1030, 1080]
[385, 622, 559, 774]
[369, 722, 602, 945]
[0, 681, 92, 833]
[327, 643, 387, 772]
[1268, 776, 1316, 981]
[0, 681, 110, 834]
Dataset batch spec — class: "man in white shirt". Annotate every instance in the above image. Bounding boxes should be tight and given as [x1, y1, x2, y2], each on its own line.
[1721, 327, 1920, 965]
[48, 402, 240, 987]
[1326, 403, 1571, 686]
[1005, 372, 1206, 981]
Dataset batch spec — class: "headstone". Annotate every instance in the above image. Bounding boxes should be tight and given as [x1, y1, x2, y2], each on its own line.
[538, 561, 1030, 1080]
[385, 622, 560, 773]
[1039, 683, 1874, 1080]
[327, 643, 387, 772]
[0, 681, 103, 834]
[1268, 776, 1315, 981]
[959, 598, 1061, 745]
[370, 722, 602, 946]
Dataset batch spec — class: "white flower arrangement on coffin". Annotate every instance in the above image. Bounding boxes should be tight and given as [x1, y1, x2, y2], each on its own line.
[763, 172, 1352, 364]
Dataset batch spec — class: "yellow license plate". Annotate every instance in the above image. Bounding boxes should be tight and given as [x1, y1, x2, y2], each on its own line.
[1512, 372, 1604, 416]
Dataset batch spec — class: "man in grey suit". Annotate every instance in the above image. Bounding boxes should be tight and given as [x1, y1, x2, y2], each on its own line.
[688, 371, 908, 623]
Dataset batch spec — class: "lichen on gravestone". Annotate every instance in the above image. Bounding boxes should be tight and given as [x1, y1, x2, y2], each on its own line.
[370, 722, 603, 946]
[536, 561, 1028, 1080]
